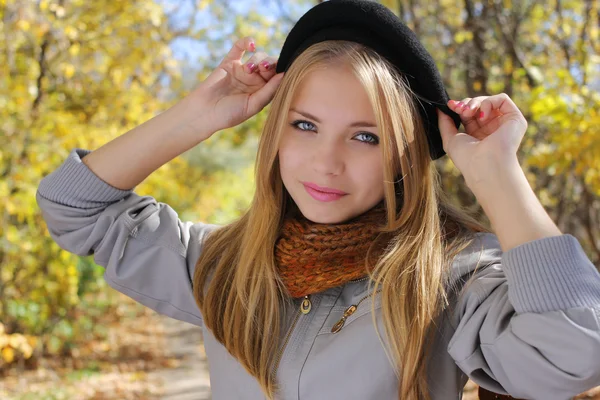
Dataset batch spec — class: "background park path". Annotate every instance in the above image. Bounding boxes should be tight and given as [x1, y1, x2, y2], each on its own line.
[151, 316, 212, 400]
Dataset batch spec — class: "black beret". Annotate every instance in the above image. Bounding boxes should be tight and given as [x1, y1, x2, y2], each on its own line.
[275, 0, 462, 160]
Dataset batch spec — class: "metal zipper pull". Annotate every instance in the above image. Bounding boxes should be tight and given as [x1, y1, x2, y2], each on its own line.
[331, 304, 357, 333]
[300, 295, 312, 314]
[331, 289, 381, 334]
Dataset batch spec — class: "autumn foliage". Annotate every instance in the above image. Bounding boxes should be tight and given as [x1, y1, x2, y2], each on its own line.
[1, 2, 599, 398]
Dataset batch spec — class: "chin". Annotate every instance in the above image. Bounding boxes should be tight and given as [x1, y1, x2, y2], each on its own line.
[296, 203, 353, 224]
[304, 214, 346, 224]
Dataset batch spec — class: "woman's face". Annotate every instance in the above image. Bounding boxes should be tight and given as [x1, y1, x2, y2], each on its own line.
[278, 64, 384, 224]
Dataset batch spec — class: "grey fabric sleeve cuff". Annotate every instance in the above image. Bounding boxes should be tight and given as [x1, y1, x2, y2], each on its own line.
[37, 148, 134, 208]
[502, 234, 600, 313]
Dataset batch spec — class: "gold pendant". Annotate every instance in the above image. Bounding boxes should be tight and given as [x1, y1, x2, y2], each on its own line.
[300, 296, 311, 314]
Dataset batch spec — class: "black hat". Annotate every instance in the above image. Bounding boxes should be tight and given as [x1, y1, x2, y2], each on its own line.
[276, 0, 462, 160]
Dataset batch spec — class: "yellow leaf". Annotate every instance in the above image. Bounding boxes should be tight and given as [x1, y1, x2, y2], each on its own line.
[16, 20, 30, 31]
[67, 265, 77, 276]
[503, 58, 513, 74]
[9, 335, 24, 348]
[198, 0, 211, 11]
[6, 225, 19, 243]
[149, 9, 162, 27]
[65, 25, 78, 40]
[69, 43, 80, 56]
[27, 336, 38, 348]
[111, 68, 124, 85]
[64, 64, 75, 78]
[20, 343, 33, 359]
[2, 347, 15, 363]
[591, 26, 598, 41]
[454, 31, 473, 44]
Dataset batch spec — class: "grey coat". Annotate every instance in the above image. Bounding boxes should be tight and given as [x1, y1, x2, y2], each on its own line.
[36, 149, 600, 400]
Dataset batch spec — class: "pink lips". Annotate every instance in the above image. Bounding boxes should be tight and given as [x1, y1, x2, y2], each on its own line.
[302, 182, 348, 202]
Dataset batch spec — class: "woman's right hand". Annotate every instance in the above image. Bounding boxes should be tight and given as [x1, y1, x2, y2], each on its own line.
[191, 36, 285, 134]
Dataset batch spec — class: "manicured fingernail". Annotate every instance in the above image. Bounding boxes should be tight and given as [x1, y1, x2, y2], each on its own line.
[457, 102, 465, 108]
[246, 63, 256, 72]
[249, 42, 256, 51]
[260, 61, 270, 69]
[479, 111, 485, 119]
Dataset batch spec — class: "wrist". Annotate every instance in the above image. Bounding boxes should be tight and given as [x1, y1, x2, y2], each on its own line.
[177, 87, 220, 141]
[467, 159, 562, 251]
[463, 154, 522, 194]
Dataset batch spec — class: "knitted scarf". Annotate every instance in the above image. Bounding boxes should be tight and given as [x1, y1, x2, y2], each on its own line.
[274, 202, 392, 298]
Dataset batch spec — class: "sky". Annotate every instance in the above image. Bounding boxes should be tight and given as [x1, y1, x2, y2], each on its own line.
[160, 0, 312, 64]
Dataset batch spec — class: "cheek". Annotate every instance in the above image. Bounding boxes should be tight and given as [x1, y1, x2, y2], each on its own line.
[351, 155, 384, 193]
[278, 136, 305, 176]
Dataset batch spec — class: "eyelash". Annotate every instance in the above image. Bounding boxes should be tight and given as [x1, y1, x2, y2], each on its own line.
[290, 120, 379, 145]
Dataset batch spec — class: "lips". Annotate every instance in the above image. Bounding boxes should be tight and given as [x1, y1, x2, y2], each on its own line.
[302, 182, 347, 195]
[302, 182, 348, 202]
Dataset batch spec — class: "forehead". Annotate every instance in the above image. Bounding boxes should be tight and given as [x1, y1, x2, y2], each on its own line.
[290, 66, 376, 123]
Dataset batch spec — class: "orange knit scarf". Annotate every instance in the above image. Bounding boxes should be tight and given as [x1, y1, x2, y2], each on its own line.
[274, 202, 392, 298]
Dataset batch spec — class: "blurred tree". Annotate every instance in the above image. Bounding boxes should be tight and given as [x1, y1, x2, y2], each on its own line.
[379, 0, 600, 264]
[0, 0, 259, 367]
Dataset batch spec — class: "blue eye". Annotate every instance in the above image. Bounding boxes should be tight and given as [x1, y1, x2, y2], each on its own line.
[289, 120, 379, 145]
[291, 120, 315, 131]
[355, 132, 379, 145]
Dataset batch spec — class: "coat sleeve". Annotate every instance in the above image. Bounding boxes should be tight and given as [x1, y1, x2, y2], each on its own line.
[36, 148, 219, 327]
[447, 232, 600, 400]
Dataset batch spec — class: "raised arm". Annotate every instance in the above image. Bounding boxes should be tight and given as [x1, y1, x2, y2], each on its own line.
[36, 36, 284, 325]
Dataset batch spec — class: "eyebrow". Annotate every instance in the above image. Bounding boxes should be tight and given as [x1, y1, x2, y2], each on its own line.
[289, 108, 377, 128]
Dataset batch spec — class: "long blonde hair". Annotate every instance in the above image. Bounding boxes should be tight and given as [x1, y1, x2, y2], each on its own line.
[193, 40, 491, 400]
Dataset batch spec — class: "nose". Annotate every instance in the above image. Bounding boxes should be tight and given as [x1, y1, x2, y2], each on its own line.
[310, 139, 345, 176]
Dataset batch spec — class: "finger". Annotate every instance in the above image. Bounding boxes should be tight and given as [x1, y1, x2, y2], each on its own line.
[457, 98, 472, 112]
[448, 98, 470, 116]
[479, 94, 525, 124]
[257, 56, 278, 80]
[467, 98, 502, 123]
[222, 36, 256, 65]
[478, 99, 494, 121]
[449, 97, 488, 121]
[247, 72, 285, 116]
[436, 108, 459, 152]
[470, 108, 527, 140]
[243, 51, 269, 74]
[449, 97, 498, 139]
[461, 97, 485, 118]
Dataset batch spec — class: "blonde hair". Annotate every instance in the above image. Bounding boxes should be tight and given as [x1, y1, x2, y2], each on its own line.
[193, 40, 491, 400]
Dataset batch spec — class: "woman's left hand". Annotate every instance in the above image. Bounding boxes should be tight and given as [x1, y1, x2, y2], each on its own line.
[436, 93, 528, 185]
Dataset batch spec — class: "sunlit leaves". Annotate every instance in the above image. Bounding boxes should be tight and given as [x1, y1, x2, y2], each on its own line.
[0, 0, 218, 363]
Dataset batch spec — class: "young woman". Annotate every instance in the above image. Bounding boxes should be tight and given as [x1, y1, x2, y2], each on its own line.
[36, 1, 600, 399]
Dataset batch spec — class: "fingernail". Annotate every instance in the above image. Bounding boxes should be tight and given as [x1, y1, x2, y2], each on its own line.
[260, 61, 270, 69]
[479, 111, 485, 119]
[457, 102, 465, 108]
[249, 42, 256, 51]
[246, 63, 256, 72]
